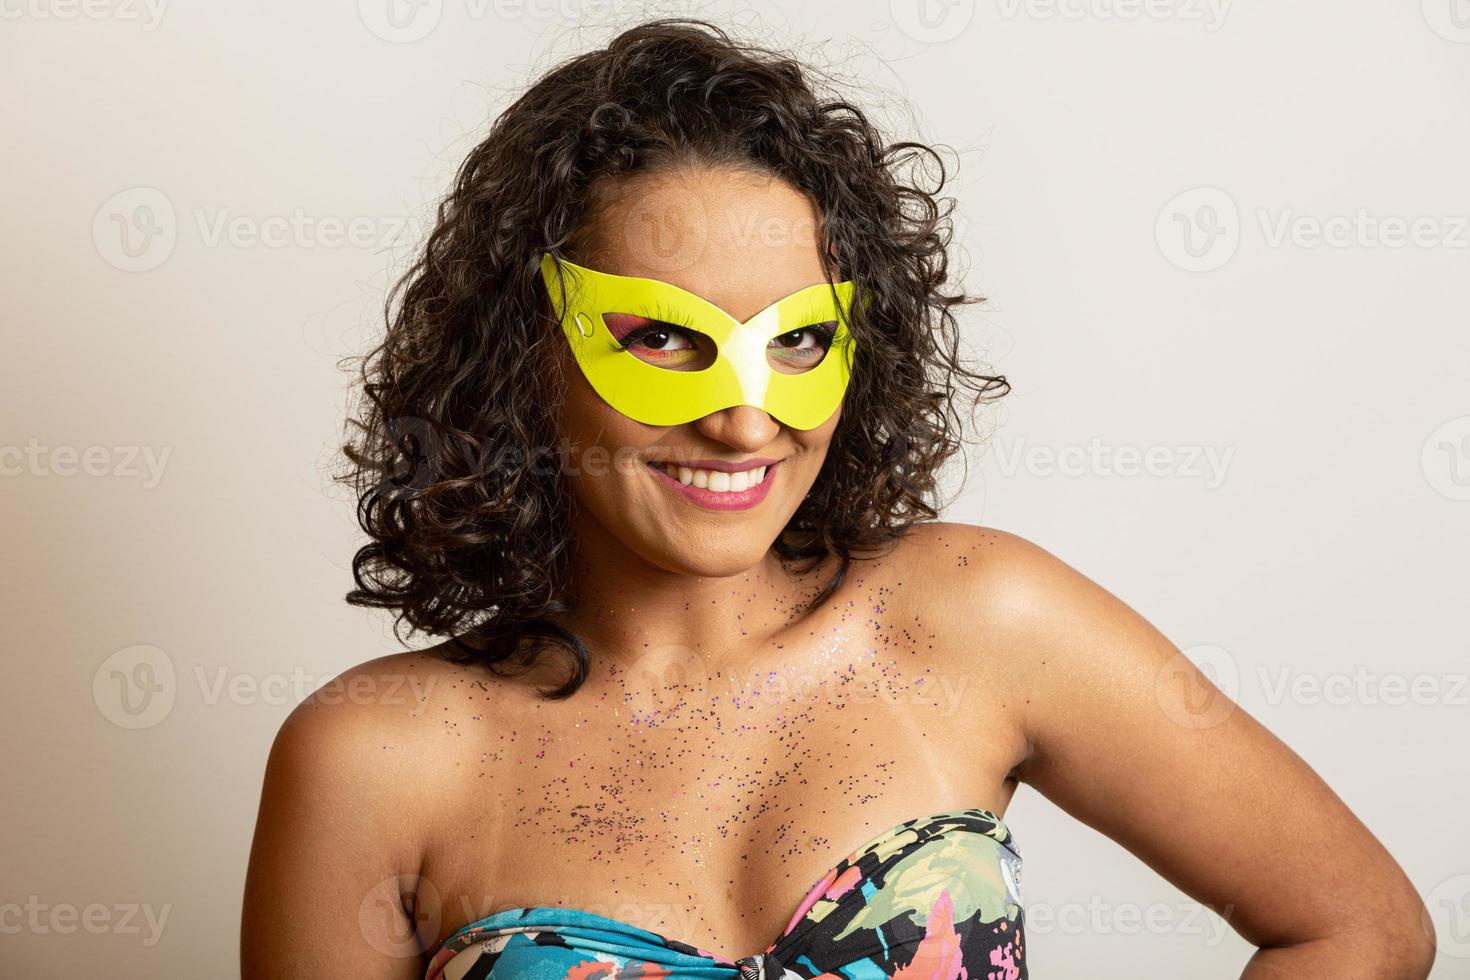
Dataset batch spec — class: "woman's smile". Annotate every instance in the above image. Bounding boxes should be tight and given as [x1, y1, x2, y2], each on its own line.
[644, 456, 782, 511]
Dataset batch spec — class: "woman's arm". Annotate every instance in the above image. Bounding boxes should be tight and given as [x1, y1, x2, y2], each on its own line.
[241, 664, 430, 980]
[948, 526, 1436, 979]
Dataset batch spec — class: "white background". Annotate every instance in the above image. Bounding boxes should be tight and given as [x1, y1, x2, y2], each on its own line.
[2, 1, 1467, 976]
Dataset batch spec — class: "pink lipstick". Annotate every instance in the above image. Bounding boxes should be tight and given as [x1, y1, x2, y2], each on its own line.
[645, 459, 779, 511]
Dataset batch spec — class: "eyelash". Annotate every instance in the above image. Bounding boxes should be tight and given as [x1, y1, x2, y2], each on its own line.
[779, 321, 837, 349]
[608, 301, 701, 352]
[608, 304, 837, 352]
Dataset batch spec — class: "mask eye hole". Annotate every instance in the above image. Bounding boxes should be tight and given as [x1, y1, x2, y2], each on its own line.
[767, 321, 836, 374]
[602, 313, 716, 372]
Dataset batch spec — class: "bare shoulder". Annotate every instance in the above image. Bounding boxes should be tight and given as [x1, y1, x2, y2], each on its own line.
[874, 519, 1126, 672]
[850, 521, 1117, 779]
[880, 522, 1434, 972]
[874, 520, 1188, 762]
[272, 650, 463, 753]
[263, 647, 513, 807]
[257, 653, 439, 844]
[242, 647, 519, 978]
[878, 519, 1077, 599]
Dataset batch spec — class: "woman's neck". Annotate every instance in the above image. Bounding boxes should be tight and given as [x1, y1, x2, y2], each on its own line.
[552, 516, 833, 671]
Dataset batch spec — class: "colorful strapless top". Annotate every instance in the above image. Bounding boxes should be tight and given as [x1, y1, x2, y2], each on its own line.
[424, 808, 1025, 980]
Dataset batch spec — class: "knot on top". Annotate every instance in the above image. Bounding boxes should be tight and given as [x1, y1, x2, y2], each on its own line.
[734, 951, 787, 980]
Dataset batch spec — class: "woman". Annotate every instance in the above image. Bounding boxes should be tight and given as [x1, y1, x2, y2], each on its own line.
[241, 18, 1435, 980]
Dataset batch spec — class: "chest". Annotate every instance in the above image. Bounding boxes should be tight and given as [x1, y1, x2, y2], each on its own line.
[415, 630, 1023, 962]
[424, 810, 1028, 980]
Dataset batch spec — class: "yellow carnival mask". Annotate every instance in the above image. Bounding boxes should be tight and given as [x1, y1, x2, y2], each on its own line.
[540, 253, 861, 429]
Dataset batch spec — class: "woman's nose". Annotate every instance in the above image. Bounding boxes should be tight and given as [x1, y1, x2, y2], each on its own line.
[691, 404, 781, 452]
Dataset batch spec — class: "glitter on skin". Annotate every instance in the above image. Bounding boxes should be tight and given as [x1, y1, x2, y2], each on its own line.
[395, 528, 1016, 959]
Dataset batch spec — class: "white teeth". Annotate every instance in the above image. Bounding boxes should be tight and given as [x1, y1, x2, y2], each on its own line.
[658, 463, 771, 493]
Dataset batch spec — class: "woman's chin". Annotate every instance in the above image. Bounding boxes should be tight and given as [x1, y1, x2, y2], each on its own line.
[641, 535, 776, 579]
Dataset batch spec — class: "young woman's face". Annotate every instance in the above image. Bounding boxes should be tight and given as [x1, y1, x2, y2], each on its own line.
[551, 165, 844, 577]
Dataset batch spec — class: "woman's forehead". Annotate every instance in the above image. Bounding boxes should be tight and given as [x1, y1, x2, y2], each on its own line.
[576, 166, 833, 321]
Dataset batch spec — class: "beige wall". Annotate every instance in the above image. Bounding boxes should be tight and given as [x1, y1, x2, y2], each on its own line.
[3, 2, 1467, 977]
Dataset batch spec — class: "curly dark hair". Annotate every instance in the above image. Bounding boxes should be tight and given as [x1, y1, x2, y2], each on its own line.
[338, 17, 1008, 699]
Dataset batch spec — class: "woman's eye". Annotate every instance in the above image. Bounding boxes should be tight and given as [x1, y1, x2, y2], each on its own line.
[636, 330, 694, 352]
[627, 327, 699, 362]
[602, 314, 712, 370]
[771, 329, 823, 350]
[767, 323, 835, 372]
